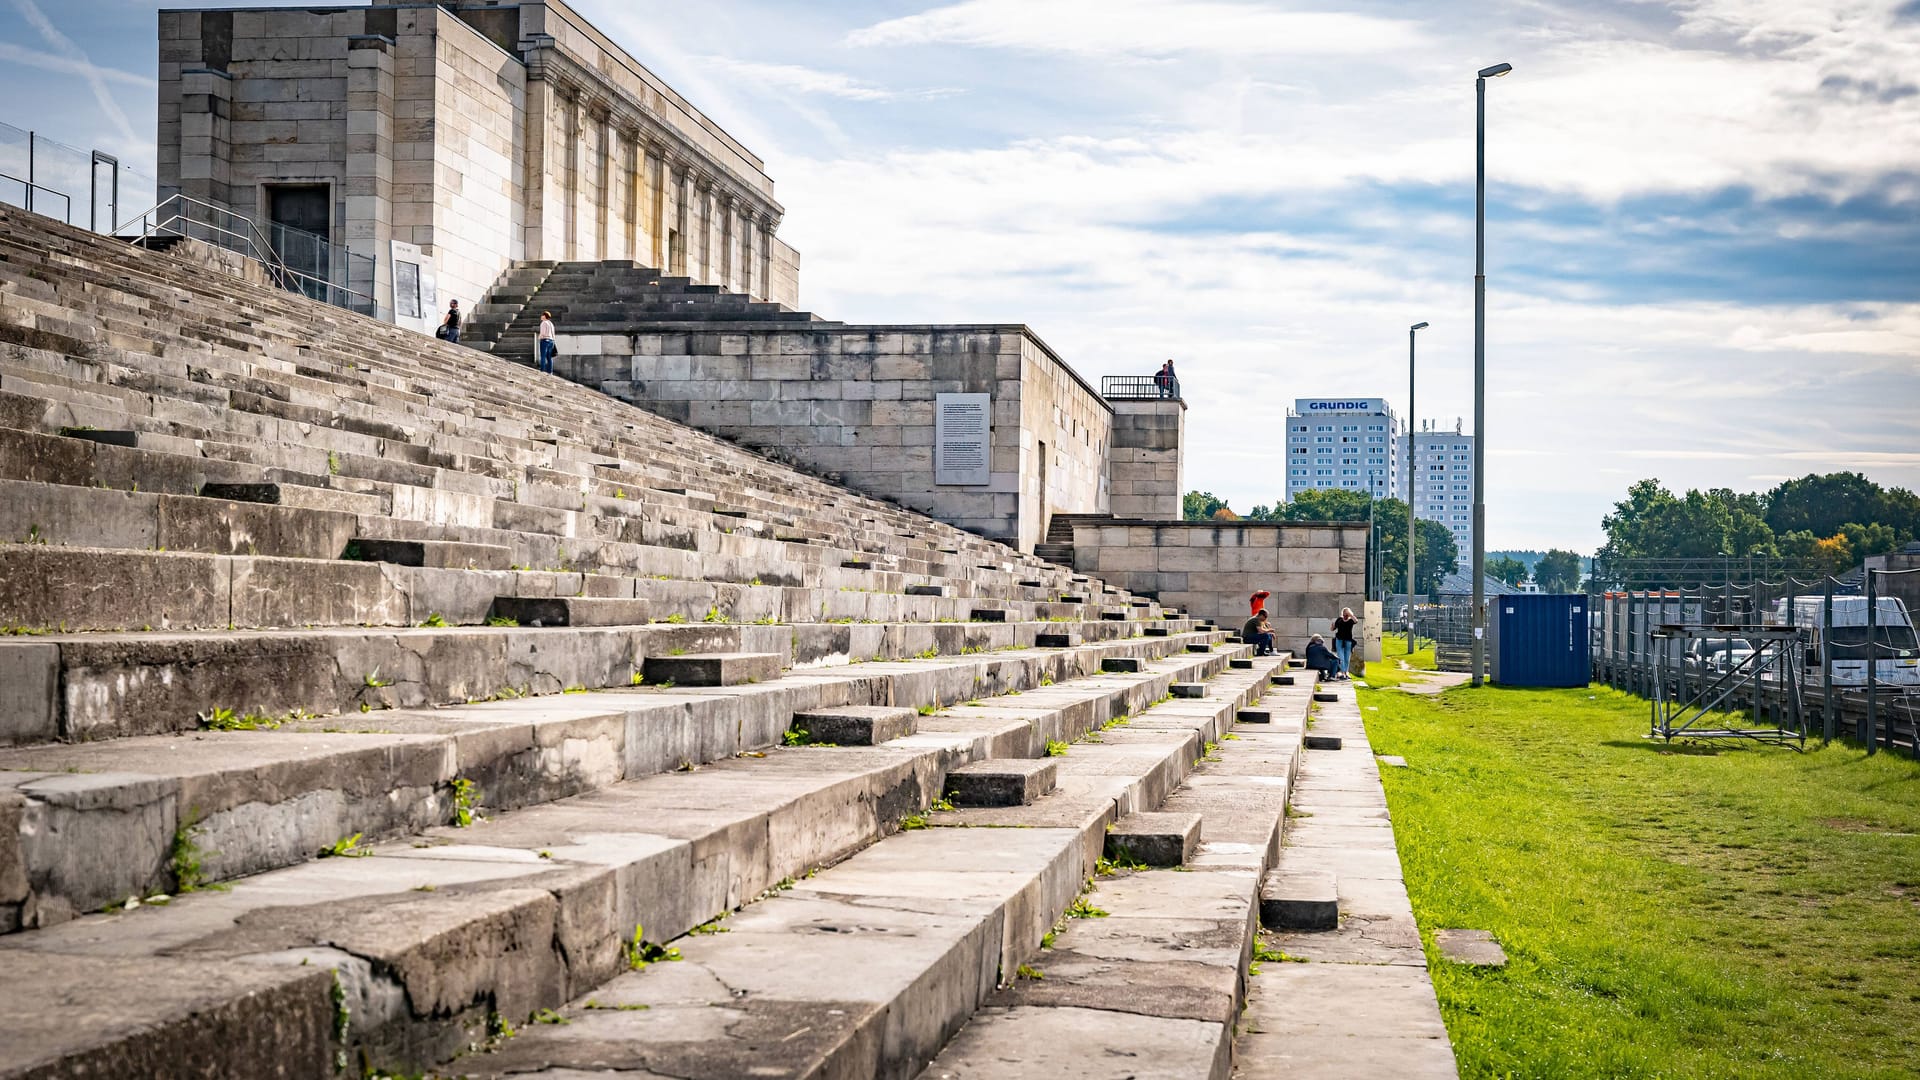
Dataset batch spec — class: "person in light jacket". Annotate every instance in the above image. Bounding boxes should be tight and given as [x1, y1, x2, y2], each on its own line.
[537, 311, 557, 374]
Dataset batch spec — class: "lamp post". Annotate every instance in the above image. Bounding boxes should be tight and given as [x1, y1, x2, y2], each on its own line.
[1471, 61, 1511, 687]
[1367, 468, 1383, 602]
[1406, 321, 1428, 652]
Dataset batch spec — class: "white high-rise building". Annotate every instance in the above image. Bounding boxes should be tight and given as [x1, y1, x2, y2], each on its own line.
[1402, 419, 1476, 570]
[1283, 398, 1402, 503]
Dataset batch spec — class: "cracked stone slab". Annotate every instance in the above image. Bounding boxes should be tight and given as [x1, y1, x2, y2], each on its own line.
[1434, 928, 1508, 967]
[920, 1004, 1228, 1080]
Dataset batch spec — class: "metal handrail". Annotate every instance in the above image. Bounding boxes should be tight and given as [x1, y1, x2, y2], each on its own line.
[0, 170, 73, 223]
[1100, 374, 1182, 400]
[115, 193, 374, 314]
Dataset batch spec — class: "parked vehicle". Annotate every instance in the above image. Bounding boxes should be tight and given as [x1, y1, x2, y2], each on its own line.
[1687, 639, 1755, 676]
[1777, 596, 1920, 688]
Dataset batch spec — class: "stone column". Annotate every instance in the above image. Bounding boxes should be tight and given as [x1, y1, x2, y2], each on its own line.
[623, 127, 640, 262]
[593, 106, 612, 260]
[738, 207, 757, 298]
[344, 36, 395, 318]
[566, 95, 585, 259]
[716, 193, 734, 291]
[175, 67, 235, 210]
[692, 174, 712, 282]
[758, 222, 775, 303]
[671, 159, 690, 276]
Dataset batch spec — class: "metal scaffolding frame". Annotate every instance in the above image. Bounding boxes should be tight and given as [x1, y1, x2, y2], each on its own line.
[1648, 623, 1806, 748]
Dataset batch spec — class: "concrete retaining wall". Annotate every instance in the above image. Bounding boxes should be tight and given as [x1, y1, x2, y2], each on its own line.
[1070, 520, 1368, 643]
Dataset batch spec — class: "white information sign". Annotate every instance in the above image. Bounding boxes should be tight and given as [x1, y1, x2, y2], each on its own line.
[935, 392, 991, 486]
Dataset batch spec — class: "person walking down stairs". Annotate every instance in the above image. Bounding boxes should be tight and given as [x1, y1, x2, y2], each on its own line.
[537, 310, 557, 374]
[438, 299, 461, 343]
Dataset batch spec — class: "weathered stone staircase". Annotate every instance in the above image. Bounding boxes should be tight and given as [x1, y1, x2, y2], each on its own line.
[0, 204, 1350, 1078]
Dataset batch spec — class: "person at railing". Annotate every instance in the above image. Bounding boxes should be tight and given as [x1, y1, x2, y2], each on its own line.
[438, 299, 461, 343]
[1154, 359, 1179, 398]
[538, 311, 557, 374]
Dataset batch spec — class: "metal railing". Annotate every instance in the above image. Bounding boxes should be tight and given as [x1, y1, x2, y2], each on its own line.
[117, 194, 376, 318]
[0, 171, 70, 222]
[1101, 374, 1182, 400]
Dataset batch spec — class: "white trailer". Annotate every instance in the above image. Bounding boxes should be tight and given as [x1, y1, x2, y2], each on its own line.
[1778, 596, 1920, 688]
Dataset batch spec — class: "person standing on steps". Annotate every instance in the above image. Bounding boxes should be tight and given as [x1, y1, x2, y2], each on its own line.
[1332, 606, 1358, 680]
[537, 310, 557, 374]
[438, 298, 461, 343]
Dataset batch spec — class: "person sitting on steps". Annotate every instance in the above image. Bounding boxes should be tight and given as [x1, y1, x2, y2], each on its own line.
[1304, 634, 1341, 680]
[1241, 609, 1276, 656]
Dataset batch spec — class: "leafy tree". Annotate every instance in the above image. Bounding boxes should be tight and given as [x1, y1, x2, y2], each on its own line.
[1372, 498, 1460, 597]
[1277, 488, 1374, 523]
[1777, 530, 1855, 576]
[1183, 491, 1231, 522]
[1210, 506, 1239, 522]
[1414, 520, 1461, 596]
[1764, 472, 1885, 538]
[1840, 521, 1898, 560]
[1488, 555, 1530, 587]
[1534, 549, 1583, 593]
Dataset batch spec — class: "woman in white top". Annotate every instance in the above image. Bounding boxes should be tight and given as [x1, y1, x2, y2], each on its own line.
[537, 311, 557, 374]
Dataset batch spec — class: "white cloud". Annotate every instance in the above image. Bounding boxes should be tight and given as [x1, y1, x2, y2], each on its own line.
[705, 57, 959, 102]
[847, 0, 1423, 57]
[9, 0, 138, 146]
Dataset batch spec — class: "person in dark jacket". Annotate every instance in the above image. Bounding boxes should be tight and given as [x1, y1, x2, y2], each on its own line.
[1303, 634, 1340, 679]
[439, 299, 461, 344]
[1241, 610, 1275, 656]
[1331, 606, 1358, 679]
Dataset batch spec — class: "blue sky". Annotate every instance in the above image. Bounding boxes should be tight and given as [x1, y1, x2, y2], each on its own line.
[3, 0, 1918, 552]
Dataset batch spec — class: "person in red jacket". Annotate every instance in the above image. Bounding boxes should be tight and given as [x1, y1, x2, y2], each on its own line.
[1250, 590, 1270, 616]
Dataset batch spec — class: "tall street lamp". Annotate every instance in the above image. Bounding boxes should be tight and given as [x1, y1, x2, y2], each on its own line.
[1406, 321, 1427, 653]
[1471, 61, 1511, 687]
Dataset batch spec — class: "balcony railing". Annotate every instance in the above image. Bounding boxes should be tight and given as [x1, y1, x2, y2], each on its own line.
[1101, 374, 1182, 400]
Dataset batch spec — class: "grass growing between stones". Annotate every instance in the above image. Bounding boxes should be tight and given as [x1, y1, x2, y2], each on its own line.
[1365, 677, 1920, 1079]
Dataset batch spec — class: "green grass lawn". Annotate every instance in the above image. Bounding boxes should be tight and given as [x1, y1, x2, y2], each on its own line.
[1363, 677, 1920, 1079]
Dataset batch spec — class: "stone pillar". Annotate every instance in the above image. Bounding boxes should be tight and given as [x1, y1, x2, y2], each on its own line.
[645, 142, 665, 268]
[671, 160, 690, 276]
[1103, 396, 1186, 521]
[593, 106, 612, 260]
[623, 128, 640, 262]
[758, 222, 774, 302]
[738, 207, 757, 297]
[566, 95, 584, 259]
[344, 36, 395, 318]
[522, 76, 556, 261]
[175, 67, 235, 210]
[717, 193, 734, 291]
[692, 175, 712, 282]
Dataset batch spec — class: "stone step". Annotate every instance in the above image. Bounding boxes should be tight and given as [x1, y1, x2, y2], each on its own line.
[1103, 811, 1201, 866]
[489, 596, 653, 627]
[915, 687, 1306, 1079]
[351, 536, 512, 571]
[2, 617, 1219, 745]
[1259, 869, 1340, 930]
[945, 758, 1057, 807]
[449, 656, 1291, 1079]
[1101, 657, 1145, 674]
[641, 651, 779, 687]
[1304, 733, 1344, 750]
[0, 648, 1264, 1075]
[1171, 681, 1207, 698]
[790, 705, 917, 746]
[0, 638, 1235, 934]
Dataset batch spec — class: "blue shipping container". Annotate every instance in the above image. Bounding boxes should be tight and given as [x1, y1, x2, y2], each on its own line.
[1493, 594, 1590, 688]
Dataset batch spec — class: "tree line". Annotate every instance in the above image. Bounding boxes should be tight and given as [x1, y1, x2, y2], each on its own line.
[1598, 472, 1920, 574]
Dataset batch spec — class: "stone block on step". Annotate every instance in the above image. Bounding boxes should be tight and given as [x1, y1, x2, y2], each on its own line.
[1236, 708, 1272, 724]
[489, 596, 651, 627]
[1101, 657, 1145, 674]
[353, 537, 512, 571]
[643, 652, 780, 687]
[1185, 643, 1213, 653]
[1170, 682, 1205, 699]
[1035, 631, 1078, 648]
[1275, 675, 1295, 686]
[1304, 733, 1343, 750]
[1142, 626, 1170, 638]
[1312, 691, 1338, 703]
[1105, 812, 1201, 866]
[1260, 870, 1339, 930]
[945, 757, 1057, 807]
[969, 608, 1008, 623]
[792, 705, 916, 746]
[905, 584, 947, 597]
[1229, 658, 1253, 670]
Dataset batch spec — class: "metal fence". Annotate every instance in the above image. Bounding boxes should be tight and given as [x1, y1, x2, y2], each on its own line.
[1587, 558, 1920, 757]
[118, 194, 376, 319]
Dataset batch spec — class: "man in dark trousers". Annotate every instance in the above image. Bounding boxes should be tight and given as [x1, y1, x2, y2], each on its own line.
[1241, 609, 1275, 656]
[439, 299, 462, 344]
[1303, 634, 1341, 680]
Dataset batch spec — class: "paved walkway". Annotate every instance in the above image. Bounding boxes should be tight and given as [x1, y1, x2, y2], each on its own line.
[1232, 679, 1458, 1078]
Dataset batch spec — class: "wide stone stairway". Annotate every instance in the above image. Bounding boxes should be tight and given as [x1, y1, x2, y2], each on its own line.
[462, 260, 837, 361]
[0, 206, 1377, 1077]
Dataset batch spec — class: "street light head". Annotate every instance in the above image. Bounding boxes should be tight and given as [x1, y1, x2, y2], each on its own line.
[1410, 322, 1429, 331]
[1478, 62, 1513, 78]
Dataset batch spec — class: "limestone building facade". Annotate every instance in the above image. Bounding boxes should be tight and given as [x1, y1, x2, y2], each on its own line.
[157, 1, 800, 329]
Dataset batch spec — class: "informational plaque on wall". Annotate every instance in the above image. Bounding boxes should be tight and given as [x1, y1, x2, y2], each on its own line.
[935, 392, 991, 486]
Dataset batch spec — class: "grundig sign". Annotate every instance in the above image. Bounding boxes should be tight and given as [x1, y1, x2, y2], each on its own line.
[1305, 399, 1380, 412]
